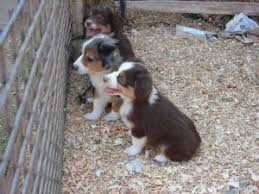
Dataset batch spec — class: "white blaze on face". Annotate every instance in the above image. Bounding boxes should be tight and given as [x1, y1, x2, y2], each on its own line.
[85, 19, 99, 38]
[104, 71, 119, 89]
[103, 62, 135, 95]
[73, 35, 108, 75]
[73, 55, 89, 75]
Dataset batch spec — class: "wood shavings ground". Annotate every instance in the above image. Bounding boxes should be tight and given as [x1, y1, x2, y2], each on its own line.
[62, 11, 259, 194]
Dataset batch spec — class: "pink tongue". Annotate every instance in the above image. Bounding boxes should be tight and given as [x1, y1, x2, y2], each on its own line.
[104, 87, 118, 94]
[86, 29, 98, 38]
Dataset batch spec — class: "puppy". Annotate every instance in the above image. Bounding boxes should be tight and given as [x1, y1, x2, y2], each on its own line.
[103, 61, 201, 162]
[84, 5, 135, 59]
[74, 5, 135, 105]
[72, 6, 134, 63]
[73, 34, 123, 121]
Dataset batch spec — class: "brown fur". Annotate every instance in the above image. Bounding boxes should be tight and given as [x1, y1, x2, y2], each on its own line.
[84, 6, 135, 60]
[84, 6, 121, 34]
[94, 89, 99, 98]
[115, 32, 135, 60]
[85, 9, 112, 35]
[111, 96, 123, 112]
[82, 49, 106, 72]
[99, 25, 111, 34]
[120, 63, 201, 162]
[117, 84, 135, 100]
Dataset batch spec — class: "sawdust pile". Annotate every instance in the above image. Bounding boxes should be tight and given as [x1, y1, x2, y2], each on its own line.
[62, 11, 259, 194]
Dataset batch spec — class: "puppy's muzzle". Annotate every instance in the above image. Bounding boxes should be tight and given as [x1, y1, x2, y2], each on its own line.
[103, 76, 109, 83]
[72, 63, 79, 71]
[85, 19, 93, 27]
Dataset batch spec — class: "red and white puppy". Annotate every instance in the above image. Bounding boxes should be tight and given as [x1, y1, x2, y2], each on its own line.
[103, 61, 201, 162]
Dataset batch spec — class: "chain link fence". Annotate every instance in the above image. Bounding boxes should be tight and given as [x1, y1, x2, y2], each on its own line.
[0, 0, 71, 193]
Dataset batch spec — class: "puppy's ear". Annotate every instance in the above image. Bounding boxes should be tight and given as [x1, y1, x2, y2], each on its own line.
[98, 41, 119, 69]
[103, 6, 115, 14]
[99, 41, 117, 56]
[134, 74, 152, 101]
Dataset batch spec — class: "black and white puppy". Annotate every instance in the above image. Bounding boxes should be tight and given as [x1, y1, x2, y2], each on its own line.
[103, 61, 201, 162]
[73, 34, 123, 121]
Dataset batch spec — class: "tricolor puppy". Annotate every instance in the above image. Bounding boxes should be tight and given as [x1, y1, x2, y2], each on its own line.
[84, 6, 134, 58]
[103, 61, 201, 162]
[73, 34, 123, 121]
[71, 5, 134, 61]
[85, 6, 114, 38]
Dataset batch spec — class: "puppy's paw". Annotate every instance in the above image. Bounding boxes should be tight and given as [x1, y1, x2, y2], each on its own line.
[103, 111, 120, 121]
[83, 112, 100, 120]
[154, 154, 168, 163]
[124, 145, 142, 156]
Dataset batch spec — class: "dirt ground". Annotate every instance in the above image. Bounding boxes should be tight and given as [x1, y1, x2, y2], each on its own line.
[62, 11, 259, 194]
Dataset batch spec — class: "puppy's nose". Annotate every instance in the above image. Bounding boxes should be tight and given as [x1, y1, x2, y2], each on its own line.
[72, 64, 78, 71]
[85, 20, 92, 27]
[103, 76, 109, 83]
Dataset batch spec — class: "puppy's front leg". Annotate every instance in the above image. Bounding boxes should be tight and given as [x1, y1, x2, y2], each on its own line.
[84, 95, 107, 120]
[124, 129, 147, 156]
[154, 146, 168, 163]
[103, 96, 121, 121]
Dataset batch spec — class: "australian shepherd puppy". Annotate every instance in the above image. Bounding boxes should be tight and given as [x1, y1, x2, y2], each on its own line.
[72, 6, 134, 61]
[103, 61, 201, 162]
[84, 5, 135, 59]
[74, 5, 135, 105]
[73, 34, 123, 121]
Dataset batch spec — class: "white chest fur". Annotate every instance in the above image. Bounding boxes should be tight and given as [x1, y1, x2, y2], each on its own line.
[119, 100, 134, 129]
[90, 73, 110, 100]
[90, 73, 105, 90]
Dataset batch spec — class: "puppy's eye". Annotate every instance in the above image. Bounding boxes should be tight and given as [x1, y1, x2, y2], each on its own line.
[118, 73, 126, 86]
[87, 56, 95, 62]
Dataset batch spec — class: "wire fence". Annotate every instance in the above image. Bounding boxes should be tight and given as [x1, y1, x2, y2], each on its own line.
[0, 0, 71, 193]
